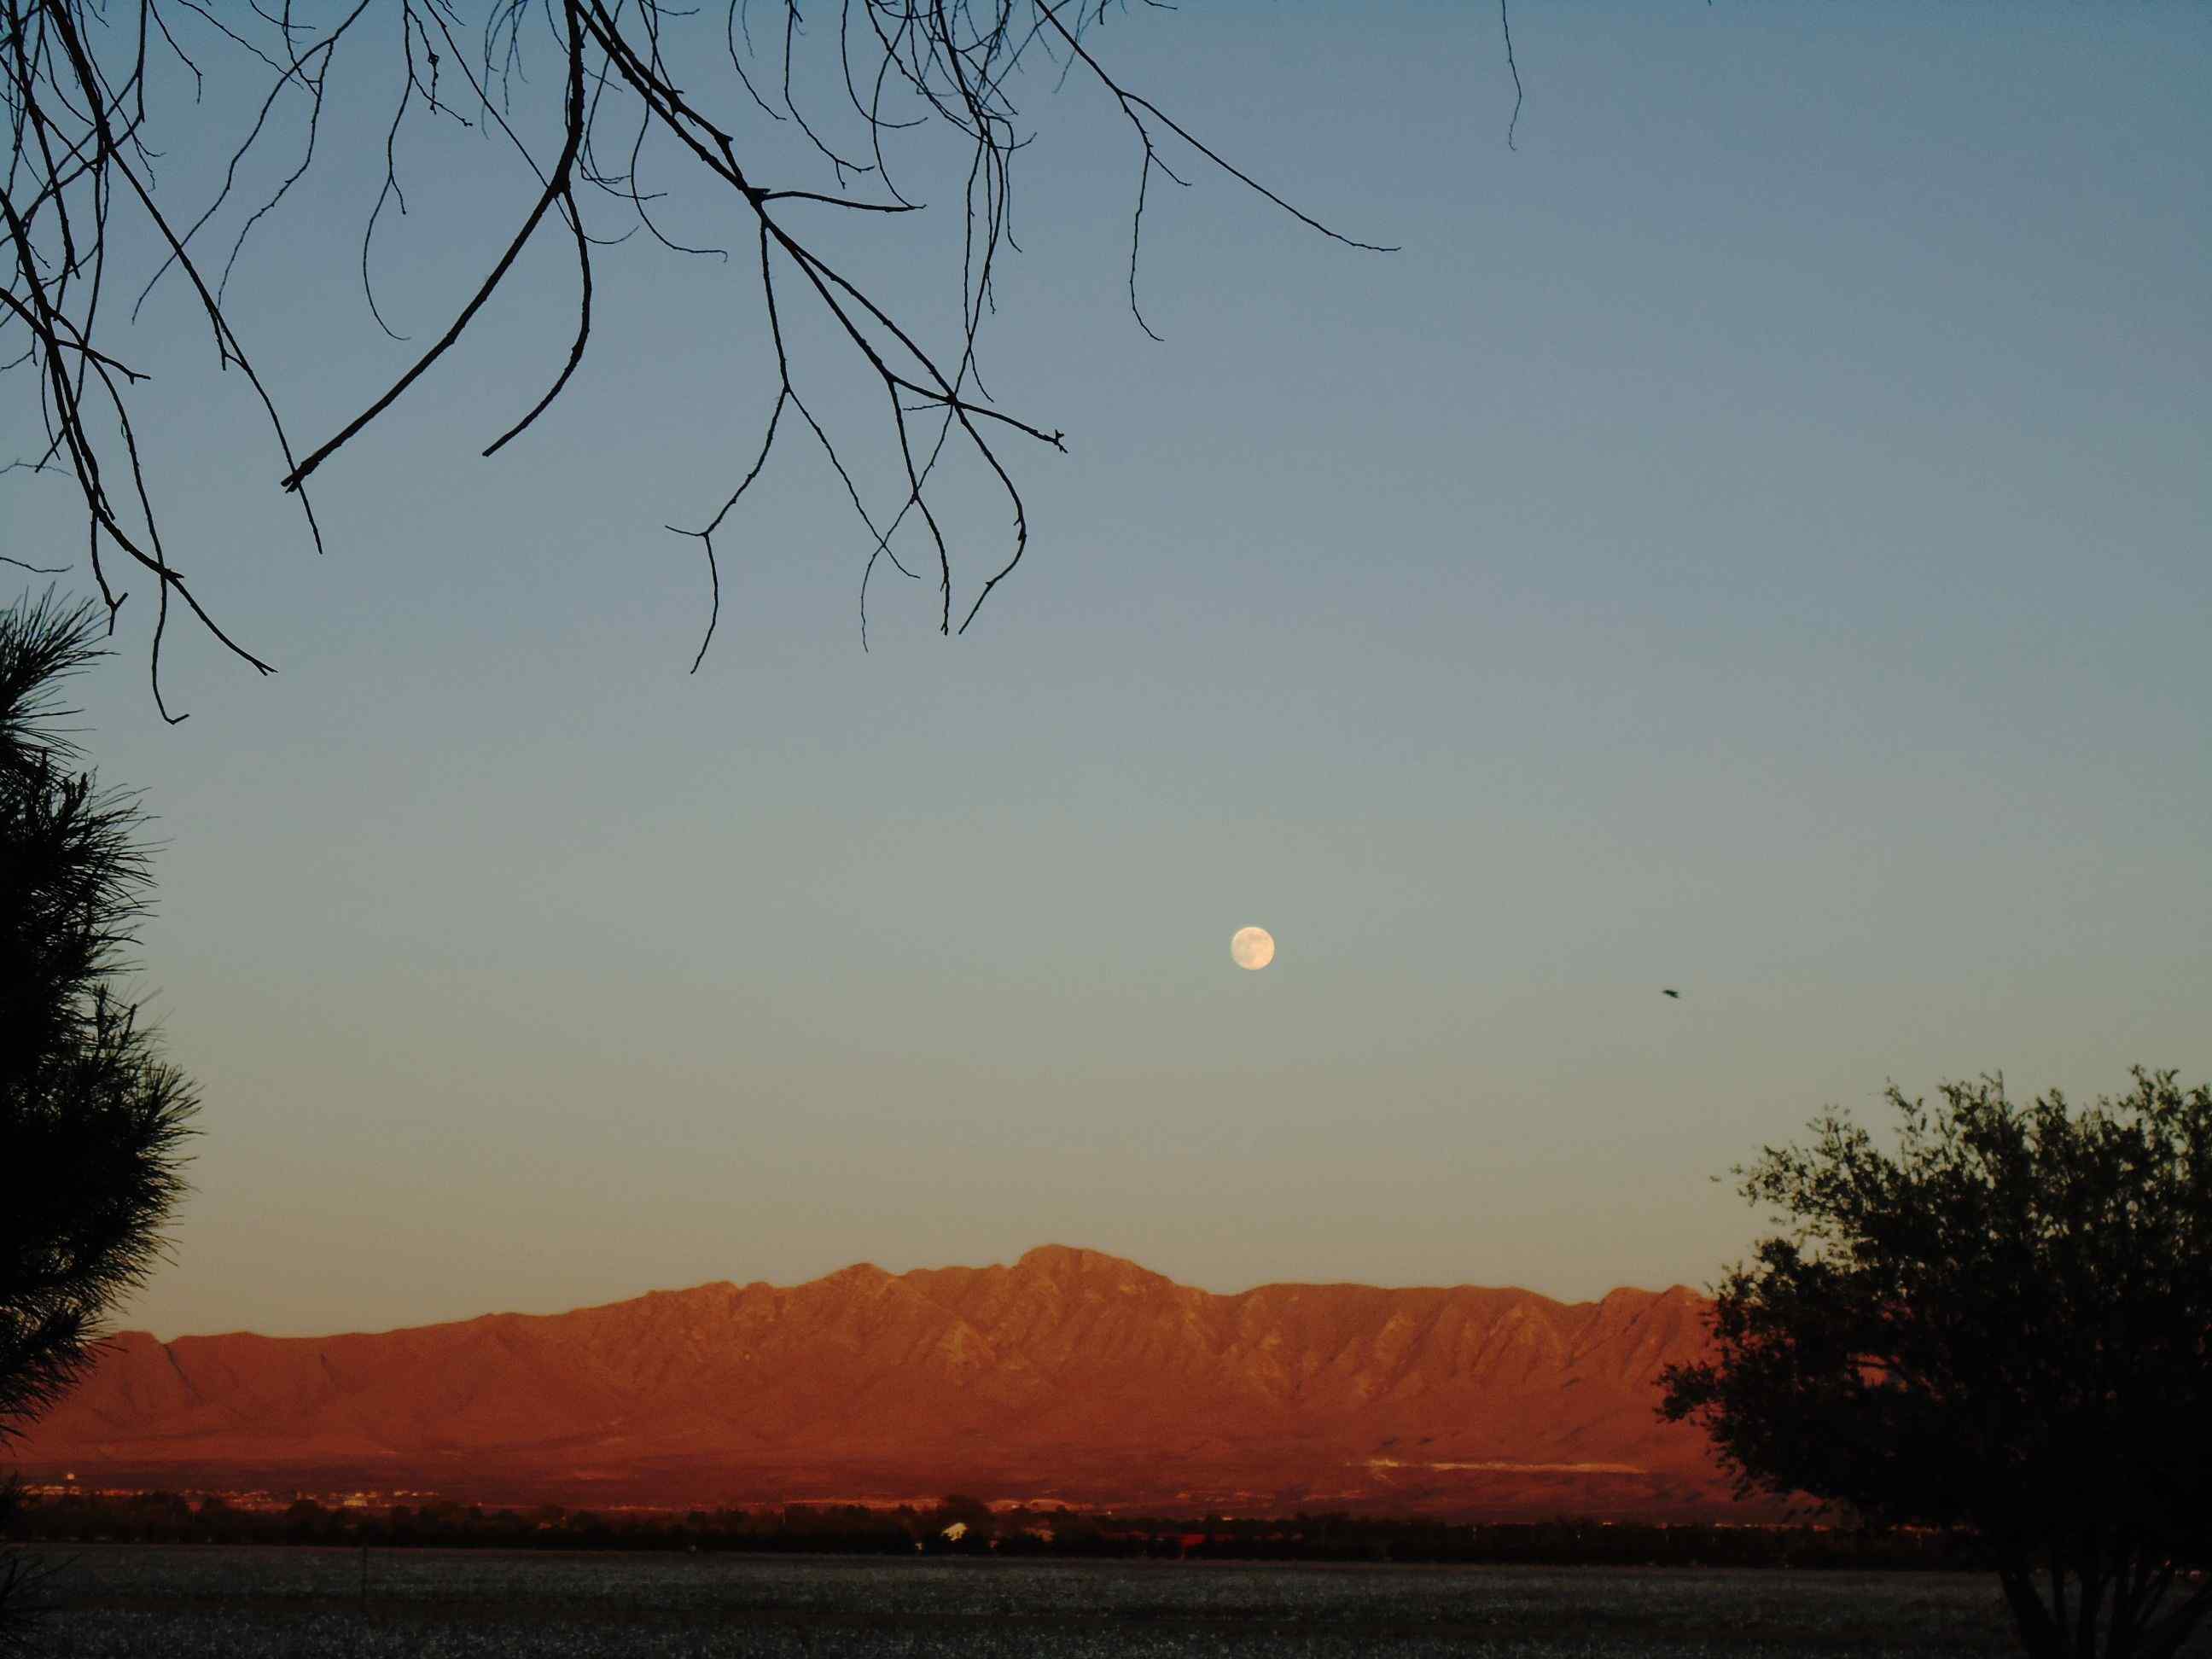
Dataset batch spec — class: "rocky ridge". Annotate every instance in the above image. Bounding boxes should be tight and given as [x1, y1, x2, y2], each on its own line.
[11, 1245, 1758, 1518]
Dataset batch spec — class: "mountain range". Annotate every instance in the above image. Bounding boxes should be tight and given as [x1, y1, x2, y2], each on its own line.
[10, 1245, 1774, 1520]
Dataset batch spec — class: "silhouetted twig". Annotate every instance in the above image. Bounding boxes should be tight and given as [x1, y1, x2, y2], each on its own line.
[6, 0, 1406, 701]
[1499, 0, 1523, 151]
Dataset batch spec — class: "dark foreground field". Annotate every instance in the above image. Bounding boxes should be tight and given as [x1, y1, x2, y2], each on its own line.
[19, 1545, 2212, 1658]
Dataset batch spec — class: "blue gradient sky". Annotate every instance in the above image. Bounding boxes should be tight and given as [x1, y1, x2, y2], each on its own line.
[9, 2, 2207, 1337]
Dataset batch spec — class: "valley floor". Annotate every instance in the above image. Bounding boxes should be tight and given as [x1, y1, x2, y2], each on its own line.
[17, 1545, 2208, 1658]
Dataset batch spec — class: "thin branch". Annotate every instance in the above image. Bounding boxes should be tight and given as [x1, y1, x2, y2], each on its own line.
[1499, 0, 1522, 151]
[7, 0, 1406, 688]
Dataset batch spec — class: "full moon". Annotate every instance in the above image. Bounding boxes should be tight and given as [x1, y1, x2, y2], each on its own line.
[1231, 926, 1276, 970]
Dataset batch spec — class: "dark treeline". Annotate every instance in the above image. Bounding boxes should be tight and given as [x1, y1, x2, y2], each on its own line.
[10, 1490, 1998, 1569]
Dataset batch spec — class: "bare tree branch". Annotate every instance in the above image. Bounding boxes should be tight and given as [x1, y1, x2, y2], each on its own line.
[6, 0, 1417, 706]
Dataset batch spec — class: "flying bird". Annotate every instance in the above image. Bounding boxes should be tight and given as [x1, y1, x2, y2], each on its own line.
[1662, 988, 1680, 999]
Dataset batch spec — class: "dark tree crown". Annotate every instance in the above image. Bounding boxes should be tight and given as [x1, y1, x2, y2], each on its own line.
[0, 591, 198, 1439]
[1660, 1071, 2212, 1659]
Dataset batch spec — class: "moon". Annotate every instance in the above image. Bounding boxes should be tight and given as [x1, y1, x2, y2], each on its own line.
[1231, 926, 1276, 970]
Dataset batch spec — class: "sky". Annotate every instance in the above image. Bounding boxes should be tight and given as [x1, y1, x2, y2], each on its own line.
[6, 1, 2208, 1340]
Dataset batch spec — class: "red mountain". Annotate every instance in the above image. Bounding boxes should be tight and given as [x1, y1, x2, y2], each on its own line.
[9, 1245, 1771, 1519]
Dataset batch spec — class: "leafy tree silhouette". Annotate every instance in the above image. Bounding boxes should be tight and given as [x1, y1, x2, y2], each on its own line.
[0, 591, 199, 1646]
[1662, 1071, 2212, 1659]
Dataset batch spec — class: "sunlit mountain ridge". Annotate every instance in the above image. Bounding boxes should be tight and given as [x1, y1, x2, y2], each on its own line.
[14, 1245, 1773, 1519]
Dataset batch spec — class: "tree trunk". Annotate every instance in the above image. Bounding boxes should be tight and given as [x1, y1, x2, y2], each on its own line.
[1993, 1540, 2212, 1659]
[2072, 1532, 2107, 1659]
[2003, 1560, 2069, 1659]
[2136, 1580, 2212, 1659]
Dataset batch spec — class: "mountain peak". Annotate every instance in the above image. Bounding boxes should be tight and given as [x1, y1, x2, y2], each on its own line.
[1014, 1243, 1138, 1274]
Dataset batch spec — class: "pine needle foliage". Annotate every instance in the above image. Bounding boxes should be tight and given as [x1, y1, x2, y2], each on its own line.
[0, 590, 198, 1435]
